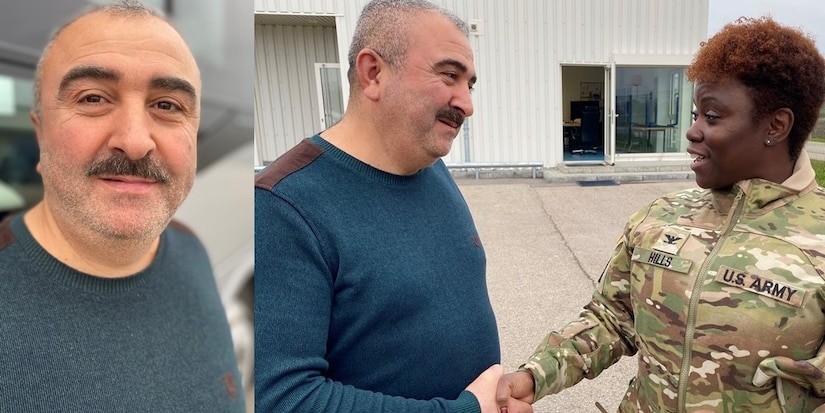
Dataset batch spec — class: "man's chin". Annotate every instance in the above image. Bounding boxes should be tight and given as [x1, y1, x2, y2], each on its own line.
[97, 220, 162, 239]
[432, 142, 455, 160]
[87, 206, 172, 240]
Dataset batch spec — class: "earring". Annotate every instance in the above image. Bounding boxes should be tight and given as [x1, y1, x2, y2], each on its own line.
[765, 138, 772, 145]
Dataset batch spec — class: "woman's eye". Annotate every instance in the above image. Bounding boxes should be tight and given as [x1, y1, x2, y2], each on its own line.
[690, 111, 720, 121]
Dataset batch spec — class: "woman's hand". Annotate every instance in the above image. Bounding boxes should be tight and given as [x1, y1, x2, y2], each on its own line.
[496, 371, 536, 413]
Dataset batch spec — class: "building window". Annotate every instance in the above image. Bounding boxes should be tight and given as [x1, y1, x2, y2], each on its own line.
[615, 66, 692, 154]
[0, 74, 39, 216]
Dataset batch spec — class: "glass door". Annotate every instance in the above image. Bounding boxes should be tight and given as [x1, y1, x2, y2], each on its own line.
[314, 63, 344, 130]
[562, 65, 606, 164]
[604, 64, 615, 164]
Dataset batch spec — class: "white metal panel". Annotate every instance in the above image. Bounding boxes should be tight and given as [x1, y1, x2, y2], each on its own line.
[440, 0, 558, 164]
[334, 0, 373, 107]
[254, 0, 338, 14]
[444, 0, 707, 165]
[254, 0, 709, 167]
[553, 0, 707, 62]
[254, 24, 338, 163]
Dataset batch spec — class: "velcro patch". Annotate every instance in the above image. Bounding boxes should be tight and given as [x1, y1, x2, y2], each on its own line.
[652, 227, 690, 255]
[715, 265, 806, 307]
[631, 247, 692, 274]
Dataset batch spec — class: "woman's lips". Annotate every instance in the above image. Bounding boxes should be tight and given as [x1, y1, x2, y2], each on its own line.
[689, 153, 708, 171]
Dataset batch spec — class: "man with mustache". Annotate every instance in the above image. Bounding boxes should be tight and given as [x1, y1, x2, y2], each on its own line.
[254, 0, 519, 412]
[0, 1, 245, 411]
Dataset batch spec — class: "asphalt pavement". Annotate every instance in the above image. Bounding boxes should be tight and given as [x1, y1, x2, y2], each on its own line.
[457, 178, 697, 413]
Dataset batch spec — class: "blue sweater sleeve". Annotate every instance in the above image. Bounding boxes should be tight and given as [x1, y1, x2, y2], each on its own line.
[254, 188, 480, 413]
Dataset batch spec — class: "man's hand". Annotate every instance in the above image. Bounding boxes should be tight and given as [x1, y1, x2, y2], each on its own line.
[496, 371, 536, 413]
[466, 364, 504, 413]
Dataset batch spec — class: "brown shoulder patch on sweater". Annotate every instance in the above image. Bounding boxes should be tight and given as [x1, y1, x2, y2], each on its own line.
[168, 219, 195, 236]
[255, 138, 324, 190]
[0, 215, 16, 251]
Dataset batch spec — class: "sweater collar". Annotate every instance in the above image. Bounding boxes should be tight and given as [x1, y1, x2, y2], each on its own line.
[11, 214, 161, 292]
[309, 134, 435, 185]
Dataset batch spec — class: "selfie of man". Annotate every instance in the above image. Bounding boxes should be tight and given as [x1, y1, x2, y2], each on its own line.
[0, 1, 254, 411]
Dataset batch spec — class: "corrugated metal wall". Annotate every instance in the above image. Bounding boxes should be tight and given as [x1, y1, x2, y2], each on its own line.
[254, 0, 708, 166]
[254, 0, 338, 14]
[254, 24, 338, 159]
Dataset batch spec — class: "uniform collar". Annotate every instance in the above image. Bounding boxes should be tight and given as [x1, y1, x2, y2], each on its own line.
[711, 150, 817, 214]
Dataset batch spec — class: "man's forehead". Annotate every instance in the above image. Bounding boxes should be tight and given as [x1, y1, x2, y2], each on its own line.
[44, 11, 200, 88]
[425, 41, 476, 78]
[51, 11, 193, 61]
[57, 10, 167, 41]
[410, 13, 473, 59]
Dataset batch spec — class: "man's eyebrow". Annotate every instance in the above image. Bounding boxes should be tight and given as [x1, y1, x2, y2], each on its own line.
[150, 76, 198, 102]
[435, 58, 477, 85]
[59, 65, 119, 93]
[57, 66, 197, 104]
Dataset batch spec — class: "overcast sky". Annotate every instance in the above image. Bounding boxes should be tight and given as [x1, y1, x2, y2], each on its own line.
[707, 0, 825, 54]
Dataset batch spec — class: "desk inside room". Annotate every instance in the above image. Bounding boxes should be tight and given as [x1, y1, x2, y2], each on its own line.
[562, 120, 581, 147]
[630, 125, 675, 152]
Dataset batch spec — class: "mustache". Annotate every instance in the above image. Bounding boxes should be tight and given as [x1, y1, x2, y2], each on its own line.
[436, 108, 465, 128]
[85, 154, 170, 183]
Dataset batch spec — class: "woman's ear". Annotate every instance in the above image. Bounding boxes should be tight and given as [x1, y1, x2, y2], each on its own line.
[354, 48, 385, 102]
[766, 108, 794, 145]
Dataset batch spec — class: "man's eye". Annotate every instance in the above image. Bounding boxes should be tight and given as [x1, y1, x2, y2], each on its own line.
[156, 101, 179, 111]
[82, 95, 103, 104]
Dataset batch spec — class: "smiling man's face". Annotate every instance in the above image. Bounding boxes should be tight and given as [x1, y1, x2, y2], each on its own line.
[32, 11, 201, 240]
[376, 11, 476, 170]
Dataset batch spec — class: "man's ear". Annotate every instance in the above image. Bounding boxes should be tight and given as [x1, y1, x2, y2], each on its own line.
[29, 110, 43, 174]
[354, 48, 385, 102]
[766, 107, 794, 145]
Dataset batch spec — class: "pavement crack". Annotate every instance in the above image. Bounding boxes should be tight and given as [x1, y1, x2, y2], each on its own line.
[527, 184, 600, 290]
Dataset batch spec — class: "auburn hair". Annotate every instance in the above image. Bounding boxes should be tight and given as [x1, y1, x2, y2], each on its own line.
[687, 17, 825, 160]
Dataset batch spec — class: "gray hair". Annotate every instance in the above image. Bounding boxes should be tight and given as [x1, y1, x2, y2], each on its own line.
[32, 0, 167, 117]
[346, 0, 469, 86]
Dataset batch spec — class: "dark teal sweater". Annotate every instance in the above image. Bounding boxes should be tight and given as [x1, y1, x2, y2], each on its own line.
[255, 135, 500, 412]
[0, 215, 245, 412]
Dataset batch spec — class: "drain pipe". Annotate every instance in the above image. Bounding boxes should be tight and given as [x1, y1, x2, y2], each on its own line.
[462, 121, 471, 162]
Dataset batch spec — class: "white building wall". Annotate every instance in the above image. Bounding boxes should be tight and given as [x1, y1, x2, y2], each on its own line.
[254, 24, 338, 160]
[254, 0, 338, 14]
[254, 0, 708, 166]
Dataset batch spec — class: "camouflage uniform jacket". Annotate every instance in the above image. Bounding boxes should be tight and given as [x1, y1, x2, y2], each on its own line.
[522, 151, 825, 412]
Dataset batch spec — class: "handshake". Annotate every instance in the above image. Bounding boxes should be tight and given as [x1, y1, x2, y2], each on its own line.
[466, 364, 536, 413]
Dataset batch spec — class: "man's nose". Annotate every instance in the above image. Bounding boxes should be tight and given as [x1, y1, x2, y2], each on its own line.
[452, 86, 474, 118]
[108, 102, 156, 159]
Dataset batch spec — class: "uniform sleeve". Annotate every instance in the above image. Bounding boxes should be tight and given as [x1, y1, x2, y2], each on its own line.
[519, 207, 650, 400]
[254, 188, 480, 413]
[752, 340, 825, 409]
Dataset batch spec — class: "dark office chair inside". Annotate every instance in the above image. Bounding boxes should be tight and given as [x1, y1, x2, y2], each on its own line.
[571, 106, 600, 155]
